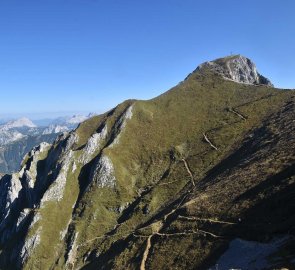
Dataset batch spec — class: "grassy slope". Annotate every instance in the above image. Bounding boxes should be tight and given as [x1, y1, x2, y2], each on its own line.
[144, 97, 295, 270]
[15, 69, 294, 269]
[73, 71, 293, 269]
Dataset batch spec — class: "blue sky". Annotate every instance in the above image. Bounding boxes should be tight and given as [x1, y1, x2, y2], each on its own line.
[0, 0, 294, 119]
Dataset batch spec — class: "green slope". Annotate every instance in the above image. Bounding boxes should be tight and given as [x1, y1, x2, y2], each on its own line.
[0, 56, 294, 270]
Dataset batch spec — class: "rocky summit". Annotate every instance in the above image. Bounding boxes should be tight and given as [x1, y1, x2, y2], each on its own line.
[0, 55, 294, 270]
[194, 54, 273, 86]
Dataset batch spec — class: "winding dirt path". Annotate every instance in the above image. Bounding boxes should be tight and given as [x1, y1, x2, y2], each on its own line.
[140, 235, 153, 270]
[203, 133, 218, 150]
[181, 158, 195, 187]
[178, 215, 236, 225]
[228, 108, 247, 120]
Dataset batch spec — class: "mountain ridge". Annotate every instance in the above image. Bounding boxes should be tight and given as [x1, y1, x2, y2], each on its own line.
[0, 117, 36, 131]
[0, 55, 294, 270]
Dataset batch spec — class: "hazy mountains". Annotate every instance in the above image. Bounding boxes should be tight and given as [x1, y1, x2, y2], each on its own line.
[0, 117, 36, 130]
[33, 113, 95, 127]
[0, 114, 95, 174]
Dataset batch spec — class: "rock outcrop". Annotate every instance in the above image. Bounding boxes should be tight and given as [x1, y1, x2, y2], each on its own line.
[195, 54, 273, 86]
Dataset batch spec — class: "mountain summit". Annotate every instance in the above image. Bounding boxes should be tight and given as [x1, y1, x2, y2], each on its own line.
[0, 117, 36, 131]
[195, 55, 273, 86]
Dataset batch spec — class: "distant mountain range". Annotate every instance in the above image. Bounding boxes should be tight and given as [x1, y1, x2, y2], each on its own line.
[0, 113, 95, 174]
[32, 113, 95, 127]
[0, 117, 36, 130]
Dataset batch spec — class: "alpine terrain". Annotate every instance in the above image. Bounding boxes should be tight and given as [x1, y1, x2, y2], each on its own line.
[0, 115, 94, 174]
[0, 55, 294, 270]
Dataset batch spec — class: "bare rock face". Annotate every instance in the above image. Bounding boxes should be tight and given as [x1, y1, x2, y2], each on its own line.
[196, 55, 273, 86]
[90, 155, 116, 188]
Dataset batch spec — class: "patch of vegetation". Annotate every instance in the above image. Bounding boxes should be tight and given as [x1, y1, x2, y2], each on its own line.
[24, 155, 80, 270]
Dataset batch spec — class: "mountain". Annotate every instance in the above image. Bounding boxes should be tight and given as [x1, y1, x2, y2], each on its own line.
[0, 118, 38, 146]
[66, 114, 89, 125]
[49, 114, 96, 127]
[0, 117, 36, 131]
[0, 119, 59, 174]
[0, 55, 294, 270]
[0, 114, 93, 174]
[192, 54, 273, 86]
[0, 118, 11, 125]
[42, 125, 69, 135]
[0, 130, 25, 145]
[0, 118, 39, 146]
[0, 134, 60, 174]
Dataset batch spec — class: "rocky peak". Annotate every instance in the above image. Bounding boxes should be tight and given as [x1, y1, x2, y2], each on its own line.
[0, 117, 36, 131]
[196, 55, 273, 86]
[66, 114, 88, 125]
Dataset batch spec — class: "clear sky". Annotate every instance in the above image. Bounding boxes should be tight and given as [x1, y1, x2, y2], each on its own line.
[0, 0, 294, 119]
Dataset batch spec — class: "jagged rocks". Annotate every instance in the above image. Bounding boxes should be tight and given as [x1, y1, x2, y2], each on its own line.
[16, 209, 31, 232]
[79, 125, 108, 164]
[66, 232, 79, 267]
[21, 142, 51, 188]
[90, 155, 116, 188]
[40, 150, 73, 204]
[42, 124, 69, 135]
[0, 174, 22, 235]
[195, 55, 273, 86]
[110, 104, 133, 147]
[20, 228, 41, 265]
[65, 133, 78, 152]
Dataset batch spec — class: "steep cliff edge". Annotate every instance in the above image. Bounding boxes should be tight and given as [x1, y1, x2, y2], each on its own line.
[0, 56, 294, 270]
